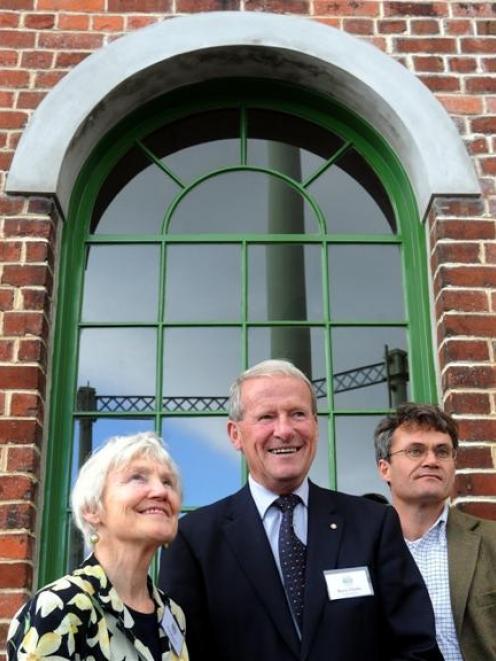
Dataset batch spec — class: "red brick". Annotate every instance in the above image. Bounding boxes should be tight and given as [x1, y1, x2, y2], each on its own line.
[18, 339, 46, 364]
[55, 51, 90, 67]
[7, 447, 40, 473]
[437, 94, 483, 115]
[126, 15, 157, 30]
[0, 0, 33, 7]
[486, 243, 496, 263]
[411, 19, 441, 34]
[444, 19, 473, 35]
[0, 420, 42, 445]
[0, 562, 32, 589]
[0, 476, 35, 501]
[378, 19, 407, 33]
[0, 534, 34, 560]
[58, 13, 90, 30]
[21, 289, 49, 312]
[93, 14, 124, 31]
[471, 116, 496, 133]
[24, 13, 55, 29]
[462, 39, 496, 54]
[313, 1, 379, 16]
[483, 57, 496, 72]
[25, 241, 52, 264]
[443, 365, 496, 389]
[385, 1, 447, 16]
[395, 37, 456, 52]
[437, 265, 496, 288]
[433, 219, 495, 241]
[456, 472, 496, 496]
[0, 503, 35, 531]
[247, 0, 309, 9]
[38, 31, 103, 50]
[0, 49, 17, 66]
[35, 70, 67, 89]
[0, 241, 21, 261]
[440, 313, 496, 338]
[0, 69, 29, 89]
[0, 340, 14, 361]
[17, 91, 48, 109]
[413, 55, 444, 72]
[1, 265, 51, 288]
[437, 290, 488, 314]
[0, 289, 14, 311]
[0, 366, 44, 390]
[419, 75, 460, 92]
[448, 57, 477, 73]
[476, 20, 496, 35]
[468, 137, 489, 154]
[343, 18, 373, 34]
[38, 0, 104, 8]
[0, 592, 27, 619]
[430, 198, 484, 217]
[20, 50, 54, 69]
[0, 90, 13, 106]
[481, 157, 496, 175]
[0, 12, 18, 27]
[454, 443, 493, 467]
[4, 218, 54, 239]
[0, 111, 27, 129]
[4, 312, 47, 337]
[458, 418, 496, 441]
[107, 0, 171, 9]
[440, 339, 490, 364]
[436, 241, 481, 263]
[452, 2, 496, 17]
[0, 31, 34, 48]
[458, 501, 496, 521]
[10, 393, 42, 418]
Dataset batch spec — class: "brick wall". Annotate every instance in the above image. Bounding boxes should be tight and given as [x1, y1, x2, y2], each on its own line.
[0, 0, 494, 654]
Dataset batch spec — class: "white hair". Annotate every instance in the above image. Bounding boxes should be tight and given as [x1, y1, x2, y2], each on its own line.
[71, 431, 181, 546]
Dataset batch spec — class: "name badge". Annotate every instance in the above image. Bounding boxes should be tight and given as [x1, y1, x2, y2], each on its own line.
[161, 605, 184, 657]
[324, 566, 374, 600]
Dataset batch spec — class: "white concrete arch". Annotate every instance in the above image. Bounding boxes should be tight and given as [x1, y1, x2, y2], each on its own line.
[6, 11, 479, 218]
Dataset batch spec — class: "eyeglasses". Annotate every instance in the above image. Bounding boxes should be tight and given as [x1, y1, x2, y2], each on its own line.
[388, 445, 456, 461]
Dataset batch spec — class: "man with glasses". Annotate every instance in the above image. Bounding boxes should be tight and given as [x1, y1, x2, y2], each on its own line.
[375, 403, 496, 661]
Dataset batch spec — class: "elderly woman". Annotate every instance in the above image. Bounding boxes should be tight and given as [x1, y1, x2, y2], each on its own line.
[7, 432, 188, 660]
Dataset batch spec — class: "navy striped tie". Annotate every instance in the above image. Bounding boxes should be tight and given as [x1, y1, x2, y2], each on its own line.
[274, 494, 306, 631]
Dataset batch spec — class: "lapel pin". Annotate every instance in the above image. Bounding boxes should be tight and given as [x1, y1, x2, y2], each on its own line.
[330, 523, 338, 530]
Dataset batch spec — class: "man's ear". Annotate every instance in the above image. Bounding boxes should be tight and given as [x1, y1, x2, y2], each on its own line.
[377, 459, 391, 484]
[227, 420, 242, 451]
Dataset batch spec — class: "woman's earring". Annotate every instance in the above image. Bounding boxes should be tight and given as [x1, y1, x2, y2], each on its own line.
[89, 531, 100, 545]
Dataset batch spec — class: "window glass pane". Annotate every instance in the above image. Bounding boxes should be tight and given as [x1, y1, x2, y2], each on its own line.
[142, 110, 240, 182]
[162, 417, 240, 508]
[248, 326, 327, 412]
[92, 155, 178, 235]
[308, 149, 396, 234]
[308, 416, 330, 489]
[163, 328, 240, 404]
[246, 109, 344, 183]
[82, 245, 160, 322]
[328, 245, 404, 321]
[77, 328, 156, 404]
[168, 171, 320, 234]
[335, 415, 390, 498]
[165, 245, 241, 322]
[248, 244, 322, 321]
[332, 327, 409, 409]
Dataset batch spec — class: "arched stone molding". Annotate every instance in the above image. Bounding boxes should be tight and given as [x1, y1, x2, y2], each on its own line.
[6, 11, 479, 219]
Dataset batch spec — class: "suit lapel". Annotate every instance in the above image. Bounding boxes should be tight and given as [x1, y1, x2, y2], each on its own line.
[221, 485, 301, 658]
[301, 483, 343, 660]
[446, 507, 480, 636]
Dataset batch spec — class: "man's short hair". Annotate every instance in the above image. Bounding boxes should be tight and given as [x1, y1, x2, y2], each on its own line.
[374, 402, 459, 463]
[228, 359, 317, 421]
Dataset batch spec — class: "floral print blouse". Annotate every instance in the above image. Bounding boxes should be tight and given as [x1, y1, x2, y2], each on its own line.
[7, 554, 189, 661]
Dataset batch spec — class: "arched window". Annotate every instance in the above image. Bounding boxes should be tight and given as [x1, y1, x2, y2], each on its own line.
[43, 81, 436, 582]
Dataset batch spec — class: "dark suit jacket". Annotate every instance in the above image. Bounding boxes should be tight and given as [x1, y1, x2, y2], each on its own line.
[160, 482, 442, 661]
[447, 507, 496, 660]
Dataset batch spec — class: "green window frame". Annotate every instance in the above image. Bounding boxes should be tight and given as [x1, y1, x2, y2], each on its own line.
[41, 80, 436, 585]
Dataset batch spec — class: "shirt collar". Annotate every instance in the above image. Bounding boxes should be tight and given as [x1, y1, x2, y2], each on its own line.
[248, 474, 309, 519]
[407, 500, 450, 546]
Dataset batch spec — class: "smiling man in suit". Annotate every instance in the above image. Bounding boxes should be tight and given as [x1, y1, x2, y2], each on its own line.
[375, 403, 496, 661]
[160, 360, 442, 661]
